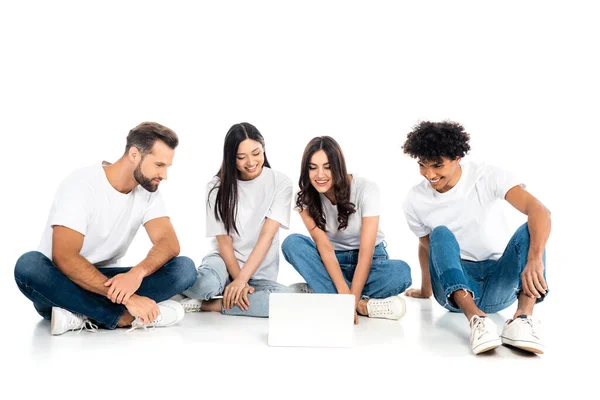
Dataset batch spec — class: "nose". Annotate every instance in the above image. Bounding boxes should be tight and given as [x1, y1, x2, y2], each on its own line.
[160, 169, 167, 181]
[424, 169, 435, 180]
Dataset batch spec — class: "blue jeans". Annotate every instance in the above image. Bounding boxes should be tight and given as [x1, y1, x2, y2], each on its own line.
[429, 223, 548, 313]
[183, 254, 292, 318]
[281, 234, 412, 298]
[14, 251, 197, 329]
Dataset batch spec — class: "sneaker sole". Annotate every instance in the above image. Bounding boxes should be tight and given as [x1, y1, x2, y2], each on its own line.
[501, 337, 544, 354]
[472, 338, 502, 355]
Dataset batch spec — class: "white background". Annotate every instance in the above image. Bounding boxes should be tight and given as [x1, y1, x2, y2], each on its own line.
[1, 1, 597, 398]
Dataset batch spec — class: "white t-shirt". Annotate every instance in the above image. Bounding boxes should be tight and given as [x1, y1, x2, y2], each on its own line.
[38, 162, 168, 268]
[319, 175, 385, 251]
[206, 167, 293, 281]
[403, 161, 522, 261]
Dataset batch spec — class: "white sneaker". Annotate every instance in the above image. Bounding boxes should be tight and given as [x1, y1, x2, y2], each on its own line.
[179, 297, 203, 313]
[469, 315, 501, 354]
[366, 296, 406, 320]
[128, 300, 185, 331]
[500, 315, 544, 354]
[51, 307, 98, 335]
[288, 282, 314, 293]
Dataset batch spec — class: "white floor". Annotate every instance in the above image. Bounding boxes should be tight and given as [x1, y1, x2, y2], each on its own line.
[5, 279, 591, 399]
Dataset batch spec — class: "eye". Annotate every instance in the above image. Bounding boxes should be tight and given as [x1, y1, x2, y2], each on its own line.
[237, 156, 245, 160]
[252, 152, 260, 156]
[308, 166, 316, 170]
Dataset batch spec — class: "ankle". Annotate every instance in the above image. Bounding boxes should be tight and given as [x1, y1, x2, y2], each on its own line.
[117, 311, 135, 327]
[357, 299, 369, 316]
[513, 309, 532, 320]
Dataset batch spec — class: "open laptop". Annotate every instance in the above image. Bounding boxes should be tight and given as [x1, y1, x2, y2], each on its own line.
[268, 293, 355, 347]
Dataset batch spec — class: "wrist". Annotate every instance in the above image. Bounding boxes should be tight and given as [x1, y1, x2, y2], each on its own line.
[527, 249, 545, 262]
[130, 265, 147, 280]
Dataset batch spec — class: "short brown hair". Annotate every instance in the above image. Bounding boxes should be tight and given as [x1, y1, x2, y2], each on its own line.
[124, 122, 179, 155]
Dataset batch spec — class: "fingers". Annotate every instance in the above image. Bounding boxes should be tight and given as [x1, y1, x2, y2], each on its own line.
[117, 290, 128, 304]
[538, 272, 548, 292]
[104, 278, 113, 287]
[223, 287, 231, 310]
[239, 291, 249, 311]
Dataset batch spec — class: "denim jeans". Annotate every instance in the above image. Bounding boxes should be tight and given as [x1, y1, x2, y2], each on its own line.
[428, 223, 548, 313]
[183, 253, 292, 318]
[14, 251, 197, 329]
[281, 234, 412, 298]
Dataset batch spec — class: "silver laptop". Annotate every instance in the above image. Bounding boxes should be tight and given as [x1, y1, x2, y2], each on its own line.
[268, 293, 355, 347]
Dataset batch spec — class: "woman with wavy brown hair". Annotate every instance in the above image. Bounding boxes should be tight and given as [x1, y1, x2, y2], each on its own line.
[282, 136, 412, 324]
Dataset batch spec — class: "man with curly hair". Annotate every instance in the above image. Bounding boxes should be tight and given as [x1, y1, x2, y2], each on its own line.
[401, 121, 550, 355]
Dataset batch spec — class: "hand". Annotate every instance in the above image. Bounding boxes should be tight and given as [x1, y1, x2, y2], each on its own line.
[236, 284, 255, 311]
[123, 295, 159, 324]
[405, 288, 432, 299]
[223, 278, 249, 310]
[105, 269, 144, 304]
[521, 259, 547, 299]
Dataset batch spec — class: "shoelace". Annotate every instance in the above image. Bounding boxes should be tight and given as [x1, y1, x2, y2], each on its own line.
[472, 317, 488, 341]
[75, 320, 98, 334]
[127, 314, 162, 333]
[519, 317, 540, 339]
[368, 299, 394, 317]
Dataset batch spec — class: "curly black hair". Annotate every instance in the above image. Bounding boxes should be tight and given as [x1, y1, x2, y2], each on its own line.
[402, 121, 471, 161]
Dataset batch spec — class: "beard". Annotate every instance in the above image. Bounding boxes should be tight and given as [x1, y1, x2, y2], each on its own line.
[134, 162, 160, 192]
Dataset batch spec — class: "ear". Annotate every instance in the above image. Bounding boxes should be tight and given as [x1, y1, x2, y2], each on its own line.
[128, 146, 140, 163]
[454, 157, 462, 165]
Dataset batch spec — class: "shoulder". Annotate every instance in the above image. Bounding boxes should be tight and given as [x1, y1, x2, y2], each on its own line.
[353, 175, 379, 193]
[267, 168, 293, 189]
[58, 164, 100, 194]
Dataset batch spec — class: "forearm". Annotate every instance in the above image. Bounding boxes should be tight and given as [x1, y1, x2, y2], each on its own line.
[237, 234, 275, 282]
[351, 250, 374, 297]
[54, 254, 109, 295]
[318, 244, 349, 293]
[418, 245, 432, 296]
[132, 238, 179, 278]
[217, 249, 240, 279]
[526, 205, 551, 261]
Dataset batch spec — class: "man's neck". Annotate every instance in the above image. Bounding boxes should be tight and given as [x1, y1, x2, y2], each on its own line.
[103, 158, 137, 194]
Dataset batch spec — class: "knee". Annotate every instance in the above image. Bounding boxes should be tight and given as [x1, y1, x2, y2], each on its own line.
[282, 234, 312, 257]
[170, 256, 198, 290]
[14, 251, 47, 286]
[192, 267, 224, 299]
[514, 223, 531, 246]
[391, 261, 412, 292]
[430, 226, 454, 243]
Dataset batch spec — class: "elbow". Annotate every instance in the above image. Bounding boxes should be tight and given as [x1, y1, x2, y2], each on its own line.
[169, 240, 181, 258]
[51, 251, 71, 271]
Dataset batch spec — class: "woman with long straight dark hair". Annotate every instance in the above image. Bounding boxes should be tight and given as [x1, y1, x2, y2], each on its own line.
[178, 122, 293, 317]
[282, 136, 412, 324]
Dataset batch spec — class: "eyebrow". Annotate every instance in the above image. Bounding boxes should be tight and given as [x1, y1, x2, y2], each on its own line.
[237, 147, 261, 156]
[309, 162, 330, 166]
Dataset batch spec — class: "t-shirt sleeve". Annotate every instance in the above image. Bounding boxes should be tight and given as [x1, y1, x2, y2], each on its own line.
[142, 192, 169, 224]
[48, 180, 94, 236]
[205, 181, 228, 237]
[266, 174, 293, 229]
[486, 165, 524, 199]
[360, 180, 381, 217]
[403, 194, 431, 238]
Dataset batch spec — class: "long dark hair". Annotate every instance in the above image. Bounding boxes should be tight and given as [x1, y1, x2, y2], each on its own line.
[210, 122, 271, 235]
[296, 136, 355, 232]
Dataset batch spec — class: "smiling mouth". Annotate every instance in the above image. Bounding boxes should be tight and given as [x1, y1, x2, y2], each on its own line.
[245, 165, 258, 172]
[429, 178, 441, 184]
